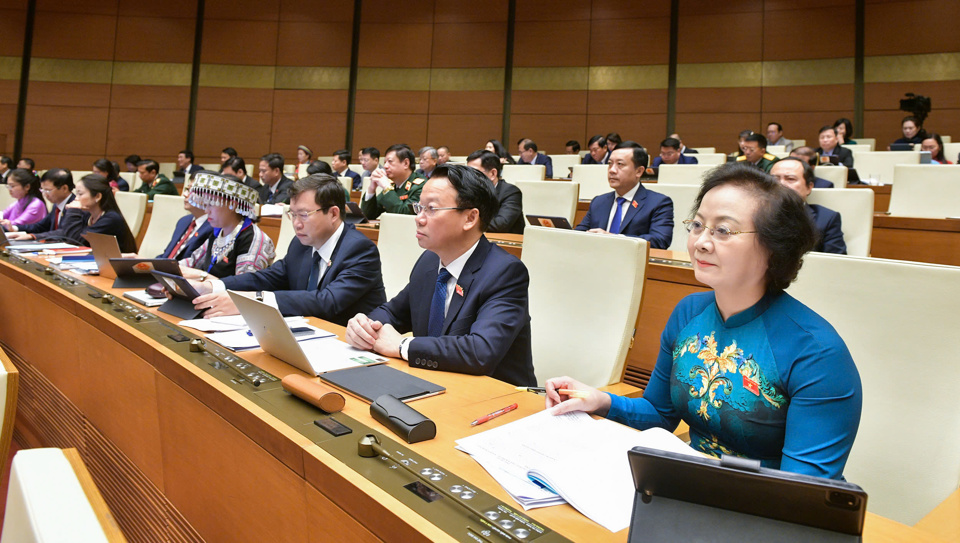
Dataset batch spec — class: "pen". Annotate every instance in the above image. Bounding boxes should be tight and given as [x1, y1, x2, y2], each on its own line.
[516, 386, 590, 399]
[247, 327, 313, 336]
[471, 403, 518, 426]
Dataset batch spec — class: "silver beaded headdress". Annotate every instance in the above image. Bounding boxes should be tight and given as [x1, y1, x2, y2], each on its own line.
[188, 172, 259, 219]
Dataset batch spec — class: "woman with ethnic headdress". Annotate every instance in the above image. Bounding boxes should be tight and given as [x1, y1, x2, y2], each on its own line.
[179, 172, 275, 279]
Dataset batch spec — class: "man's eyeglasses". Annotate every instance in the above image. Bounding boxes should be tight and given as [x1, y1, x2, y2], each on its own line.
[412, 203, 469, 217]
[285, 209, 325, 221]
[683, 219, 756, 241]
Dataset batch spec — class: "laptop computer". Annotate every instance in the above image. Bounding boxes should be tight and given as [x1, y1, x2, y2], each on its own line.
[525, 215, 573, 229]
[627, 446, 867, 542]
[889, 143, 914, 151]
[84, 232, 180, 288]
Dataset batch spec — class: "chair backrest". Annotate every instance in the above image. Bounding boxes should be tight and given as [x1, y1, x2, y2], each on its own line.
[657, 164, 716, 185]
[501, 164, 545, 182]
[786, 253, 960, 525]
[856, 137, 876, 151]
[851, 151, 921, 184]
[113, 191, 148, 240]
[550, 154, 583, 179]
[0, 348, 18, 485]
[273, 204, 296, 260]
[693, 153, 726, 166]
[158, 162, 176, 178]
[570, 165, 611, 200]
[806, 188, 874, 256]
[813, 165, 848, 188]
[347, 164, 364, 175]
[942, 142, 960, 163]
[1, 447, 125, 542]
[136, 195, 189, 258]
[888, 165, 960, 218]
[690, 147, 715, 154]
[0, 190, 14, 212]
[767, 145, 786, 154]
[377, 213, 424, 299]
[338, 177, 353, 196]
[522, 227, 648, 387]
[841, 144, 872, 154]
[642, 183, 700, 252]
[941, 135, 951, 143]
[513, 181, 579, 224]
[119, 171, 139, 192]
[792, 138, 806, 148]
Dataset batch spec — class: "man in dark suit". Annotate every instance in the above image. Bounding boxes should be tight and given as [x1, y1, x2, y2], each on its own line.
[575, 142, 674, 249]
[257, 153, 293, 205]
[157, 174, 213, 259]
[649, 137, 699, 175]
[0, 156, 12, 183]
[222, 156, 261, 191]
[415, 147, 439, 179]
[467, 150, 523, 234]
[517, 138, 553, 178]
[2, 168, 75, 234]
[177, 150, 203, 177]
[189, 174, 386, 325]
[815, 126, 854, 168]
[331, 149, 362, 190]
[789, 147, 836, 188]
[581, 135, 609, 165]
[346, 165, 536, 386]
[771, 158, 847, 254]
[669, 133, 697, 154]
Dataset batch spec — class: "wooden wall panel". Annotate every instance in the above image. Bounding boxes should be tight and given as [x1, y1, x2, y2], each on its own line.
[353, 113, 428, 153]
[118, 0, 197, 17]
[865, 0, 960, 56]
[109, 85, 191, 110]
[114, 16, 196, 62]
[273, 89, 349, 114]
[435, 0, 509, 23]
[512, 90, 587, 115]
[107, 109, 190, 158]
[516, 0, 590, 21]
[589, 18, 670, 66]
[428, 91, 503, 115]
[277, 22, 354, 66]
[677, 11, 763, 64]
[0, 7, 28, 57]
[513, 21, 590, 67]
[194, 110, 273, 161]
[31, 13, 117, 60]
[587, 90, 668, 116]
[355, 90, 429, 115]
[586, 114, 668, 151]
[25, 81, 111, 108]
[279, 0, 354, 21]
[762, 7, 855, 60]
[271, 113, 349, 159]
[675, 112, 763, 154]
[357, 24, 434, 68]
[510, 114, 586, 154]
[431, 23, 507, 68]
[23, 105, 109, 156]
[677, 88, 762, 114]
[426, 114, 502, 156]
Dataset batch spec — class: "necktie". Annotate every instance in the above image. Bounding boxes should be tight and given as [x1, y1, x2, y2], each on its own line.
[427, 268, 452, 337]
[166, 220, 196, 259]
[52, 206, 60, 229]
[306, 252, 323, 290]
[609, 197, 627, 234]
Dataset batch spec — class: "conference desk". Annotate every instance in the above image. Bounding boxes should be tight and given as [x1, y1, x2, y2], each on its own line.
[0, 253, 944, 542]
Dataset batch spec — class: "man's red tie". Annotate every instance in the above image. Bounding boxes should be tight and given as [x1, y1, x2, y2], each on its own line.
[166, 220, 196, 259]
[52, 206, 60, 229]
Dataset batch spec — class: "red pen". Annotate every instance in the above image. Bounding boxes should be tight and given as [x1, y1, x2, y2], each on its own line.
[470, 403, 518, 426]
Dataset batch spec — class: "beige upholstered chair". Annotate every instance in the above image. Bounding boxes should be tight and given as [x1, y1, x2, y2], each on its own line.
[691, 153, 725, 166]
[787, 253, 960, 525]
[642, 183, 700, 252]
[273, 204, 296, 260]
[767, 145, 786, 154]
[550, 154, 583, 179]
[841, 144, 872, 154]
[522, 227, 648, 387]
[119, 172, 139, 192]
[855, 137, 876, 151]
[851, 151, 920, 184]
[1, 448, 125, 542]
[792, 138, 806, 147]
[501, 164, 546, 182]
[338, 177, 353, 196]
[513, 181, 579, 225]
[136, 195, 188, 258]
[570, 164, 610, 200]
[0, 190, 14, 212]
[113, 191, 148, 241]
[157, 162, 176, 178]
[812, 165, 848, 188]
[0, 347, 18, 484]
[942, 142, 960, 162]
[806, 188, 874, 256]
[690, 147, 716, 154]
[657, 164, 716, 185]
[377, 213, 423, 299]
[888, 165, 960, 218]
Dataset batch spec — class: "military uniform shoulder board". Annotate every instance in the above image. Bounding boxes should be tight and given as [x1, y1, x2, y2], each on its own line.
[763, 153, 777, 160]
[735, 155, 747, 161]
[405, 181, 412, 191]
[413, 178, 425, 185]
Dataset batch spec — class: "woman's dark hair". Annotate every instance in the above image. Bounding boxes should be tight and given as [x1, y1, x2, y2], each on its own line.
[92, 158, 119, 182]
[79, 174, 137, 251]
[433, 164, 499, 232]
[833, 118, 854, 140]
[486, 139, 515, 164]
[8, 168, 42, 203]
[693, 162, 816, 292]
[924, 133, 947, 162]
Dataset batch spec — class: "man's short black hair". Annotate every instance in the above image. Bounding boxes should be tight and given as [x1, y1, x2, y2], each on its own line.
[0, 156, 12, 168]
[790, 146, 818, 167]
[333, 149, 351, 163]
[261, 153, 284, 170]
[565, 140, 580, 153]
[466, 150, 501, 177]
[744, 133, 768, 148]
[767, 122, 783, 132]
[40, 168, 74, 191]
[613, 141, 649, 169]
[362, 147, 381, 161]
[222, 147, 238, 158]
[137, 159, 160, 174]
[587, 135, 607, 148]
[433, 165, 499, 232]
[386, 144, 416, 170]
[290, 173, 346, 215]
[19, 157, 35, 170]
[818, 125, 837, 136]
[519, 139, 538, 152]
[306, 160, 333, 175]
[605, 132, 622, 145]
[774, 156, 815, 187]
[124, 154, 141, 165]
[223, 156, 247, 176]
[179, 150, 194, 162]
[660, 137, 681, 150]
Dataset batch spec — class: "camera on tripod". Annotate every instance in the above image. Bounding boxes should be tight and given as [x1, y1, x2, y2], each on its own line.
[899, 93, 932, 123]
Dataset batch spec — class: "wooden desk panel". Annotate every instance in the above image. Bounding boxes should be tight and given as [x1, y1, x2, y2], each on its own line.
[871, 215, 960, 266]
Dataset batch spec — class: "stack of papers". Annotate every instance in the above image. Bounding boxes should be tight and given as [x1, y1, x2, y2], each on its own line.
[204, 323, 333, 351]
[178, 315, 306, 333]
[456, 410, 700, 532]
[7, 242, 79, 252]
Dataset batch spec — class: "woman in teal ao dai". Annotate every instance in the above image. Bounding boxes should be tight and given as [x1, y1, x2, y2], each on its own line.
[546, 162, 862, 480]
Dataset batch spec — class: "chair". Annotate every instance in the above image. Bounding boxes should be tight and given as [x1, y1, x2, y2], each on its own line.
[522, 227, 648, 387]
[856, 137, 876, 151]
[119, 172, 139, 192]
[570, 165, 610, 200]
[157, 162, 176, 179]
[347, 164, 364, 176]
[136, 195, 188, 258]
[0, 190, 14, 212]
[513, 181, 579, 224]
[550, 154, 583, 179]
[786, 253, 960, 525]
[1, 447, 125, 542]
[792, 139, 806, 148]
[0, 347, 18, 484]
[338, 177, 353, 196]
[941, 135, 951, 143]
[692, 153, 726, 166]
[813, 165, 848, 188]
[199, 163, 220, 171]
[642, 183, 700, 252]
[448, 156, 468, 164]
[888, 165, 960, 218]
[851, 151, 920, 184]
[501, 165, 545, 182]
[657, 164, 716, 185]
[273, 204, 296, 260]
[841, 144, 871, 154]
[942, 142, 960, 162]
[690, 147, 715, 154]
[113, 191, 148, 241]
[767, 145, 786, 154]
[377, 213, 424, 299]
[806, 188, 874, 256]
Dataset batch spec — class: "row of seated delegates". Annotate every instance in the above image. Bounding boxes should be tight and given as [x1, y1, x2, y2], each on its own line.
[815, 125, 854, 168]
[485, 139, 515, 165]
[9, 174, 138, 253]
[922, 133, 953, 164]
[1, 169, 46, 227]
[2, 169, 75, 235]
[546, 162, 863, 480]
[516, 139, 553, 178]
[647, 137, 699, 176]
[186, 174, 386, 325]
[178, 173, 275, 280]
[790, 146, 836, 188]
[258, 153, 294, 205]
[576, 143, 674, 249]
[736, 133, 780, 173]
[361, 144, 425, 220]
[765, 122, 794, 152]
[134, 159, 178, 199]
[770, 158, 847, 254]
[331, 149, 362, 190]
[158, 173, 213, 260]
[416, 147, 439, 179]
[466, 150, 524, 234]
[347, 165, 537, 387]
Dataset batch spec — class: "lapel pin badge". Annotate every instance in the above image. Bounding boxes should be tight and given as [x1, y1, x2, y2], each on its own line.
[455, 284, 464, 297]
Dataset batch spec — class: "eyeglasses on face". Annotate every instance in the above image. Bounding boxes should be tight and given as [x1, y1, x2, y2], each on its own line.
[683, 219, 756, 241]
[285, 208, 325, 221]
[412, 203, 469, 217]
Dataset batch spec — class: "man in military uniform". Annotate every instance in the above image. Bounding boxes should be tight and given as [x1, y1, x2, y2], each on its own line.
[361, 144, 425, 220]
[736, 133, 778, 173]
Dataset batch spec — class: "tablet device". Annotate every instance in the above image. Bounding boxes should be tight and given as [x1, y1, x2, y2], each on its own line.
[525, 215, 573, 229]
[627, 446, 867, 543]
[150, 270, 205, 320]
[321, 365, 445, 403]
[343, 201, 368, 225]
[83, 232, 123, 280]
[108, 258, 181, 289]
[889, 143, 914, 151]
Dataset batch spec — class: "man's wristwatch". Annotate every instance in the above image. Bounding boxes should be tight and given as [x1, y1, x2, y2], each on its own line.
[255, 291, 264, 302]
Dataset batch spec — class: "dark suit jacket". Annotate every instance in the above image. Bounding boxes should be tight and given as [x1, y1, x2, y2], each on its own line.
[157, 215, 214, 259]
[368, 236, 536, 386]
[575, 185, 674, 249]
[808, 204, 846, 255]
[815, 146, 854, 168]
[813, 177, 835, 189]
[489, 179, 524, 234]
[36, 208, 137, 253]
[21, 194, 75, 234]
[651, 154, 699, 169]
[258, 176, 294, 205]
[240, 176, 262, 192]
[222, 224, 386, 326]
[581, 151, 609, 165]
[182, 164, 203, 176]
[339, 169, 362, 191]
[518, 154, 553, 178]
